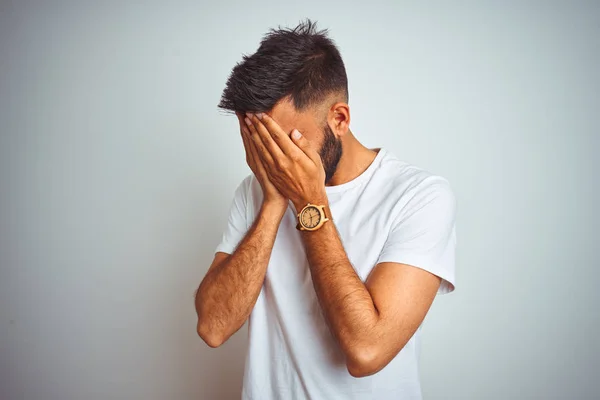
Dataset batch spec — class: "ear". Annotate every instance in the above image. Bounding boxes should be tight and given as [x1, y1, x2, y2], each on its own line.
[327, 102, 350, 138]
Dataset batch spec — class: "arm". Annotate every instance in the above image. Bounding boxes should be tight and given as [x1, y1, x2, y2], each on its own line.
[244, 112, 456, 377]
[195, 113, 288, 348]
[296, 196, 442, 377]
[195, 202, 285, 347]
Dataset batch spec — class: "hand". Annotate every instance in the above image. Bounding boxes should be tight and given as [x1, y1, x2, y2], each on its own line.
[243, 112, 327, 212]
[236, 114, 288, 213]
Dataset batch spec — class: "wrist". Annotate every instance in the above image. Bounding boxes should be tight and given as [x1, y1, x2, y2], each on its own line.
[261, 200, 288, 221]
[293, 192, 329, 214]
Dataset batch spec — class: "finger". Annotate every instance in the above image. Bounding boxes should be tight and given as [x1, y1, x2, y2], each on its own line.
[244, 115, 275, 166]
[248, 133, 276, 183]
[246, 113, 287, 162]
[237, 114, 256, 166]
[240, 117, 273, 181]
[254, 147, 274, 183]
[253, 113, 305, 160]
[242, 124, 257, 167]
[289, 129, 322, 166]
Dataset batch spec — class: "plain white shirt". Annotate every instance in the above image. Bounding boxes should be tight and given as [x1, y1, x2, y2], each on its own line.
[215, 147, 457, 399]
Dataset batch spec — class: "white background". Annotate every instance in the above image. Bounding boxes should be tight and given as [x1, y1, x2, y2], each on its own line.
[1, 1, 598, 399]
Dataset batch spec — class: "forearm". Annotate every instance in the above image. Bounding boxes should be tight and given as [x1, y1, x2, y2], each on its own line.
[299, 204, 379, 361]
[196, 203, 284, 346]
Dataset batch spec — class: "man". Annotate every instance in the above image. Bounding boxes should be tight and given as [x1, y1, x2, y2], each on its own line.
[195, 20, 456, 400]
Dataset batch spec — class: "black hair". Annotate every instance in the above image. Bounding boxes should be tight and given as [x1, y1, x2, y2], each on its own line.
[218, 19, 348, 114]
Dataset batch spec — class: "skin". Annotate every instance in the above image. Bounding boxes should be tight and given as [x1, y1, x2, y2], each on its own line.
[194, 114, 287, 347]
[196, 96, 442, 377]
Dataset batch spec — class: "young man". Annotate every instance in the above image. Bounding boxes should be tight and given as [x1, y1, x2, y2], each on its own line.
[195, 20, 457, 400]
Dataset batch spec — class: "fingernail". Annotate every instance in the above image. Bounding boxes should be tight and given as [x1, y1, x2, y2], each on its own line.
[245, 112, 254, 119]
[292, 129, 302, 139]
[244, 117, 252, 126]
[256, 113, 263, 120]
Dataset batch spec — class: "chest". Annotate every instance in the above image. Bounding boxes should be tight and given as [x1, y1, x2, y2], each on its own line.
[266, 196, 391, 286]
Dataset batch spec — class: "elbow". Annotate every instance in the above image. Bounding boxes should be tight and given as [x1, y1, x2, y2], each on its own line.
[196, 322, 226, 348]
[346, 345, 385, 378]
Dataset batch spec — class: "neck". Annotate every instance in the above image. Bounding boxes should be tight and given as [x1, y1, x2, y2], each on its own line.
[326, 130, 379, 187]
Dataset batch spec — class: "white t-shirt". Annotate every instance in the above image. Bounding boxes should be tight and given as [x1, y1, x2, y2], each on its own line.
[214, 147, 457, 400]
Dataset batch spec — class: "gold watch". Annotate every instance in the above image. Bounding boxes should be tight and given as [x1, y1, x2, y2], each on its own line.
[296, 203, 330, 231]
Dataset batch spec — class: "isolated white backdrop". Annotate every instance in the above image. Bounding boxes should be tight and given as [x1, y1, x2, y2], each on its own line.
[1, 1, 598, 399]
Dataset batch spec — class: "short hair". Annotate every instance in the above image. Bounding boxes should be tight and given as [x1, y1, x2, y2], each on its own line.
[218, 19, 348, 114]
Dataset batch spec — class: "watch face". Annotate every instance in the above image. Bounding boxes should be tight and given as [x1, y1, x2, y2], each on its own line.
[300, 206, 321, 229]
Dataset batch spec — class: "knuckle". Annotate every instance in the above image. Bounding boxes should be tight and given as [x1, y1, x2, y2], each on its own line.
[272, 156, 282, 168]
[279, 159, 290, 170]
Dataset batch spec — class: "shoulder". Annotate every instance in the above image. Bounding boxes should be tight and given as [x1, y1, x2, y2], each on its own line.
[240, 173, 255, 192]
[376, 149, 456, 213]
[231, 174, 255, 202]
[233, 174, 266, 213]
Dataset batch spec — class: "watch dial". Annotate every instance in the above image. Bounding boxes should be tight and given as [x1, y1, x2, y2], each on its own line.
[301, 206, 321, 228]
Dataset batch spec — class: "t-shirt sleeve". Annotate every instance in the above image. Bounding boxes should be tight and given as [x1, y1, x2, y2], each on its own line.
[214, 176, 252, 255]
[376, 177, 457, 294]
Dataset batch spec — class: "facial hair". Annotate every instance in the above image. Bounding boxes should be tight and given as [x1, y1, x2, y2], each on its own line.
[319, 124, 343, 185]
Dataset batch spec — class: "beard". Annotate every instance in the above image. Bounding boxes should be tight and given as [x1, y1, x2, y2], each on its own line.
[319, 124, 343, 185]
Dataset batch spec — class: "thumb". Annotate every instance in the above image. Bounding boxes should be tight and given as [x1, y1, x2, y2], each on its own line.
[291, 129, 320, 164]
